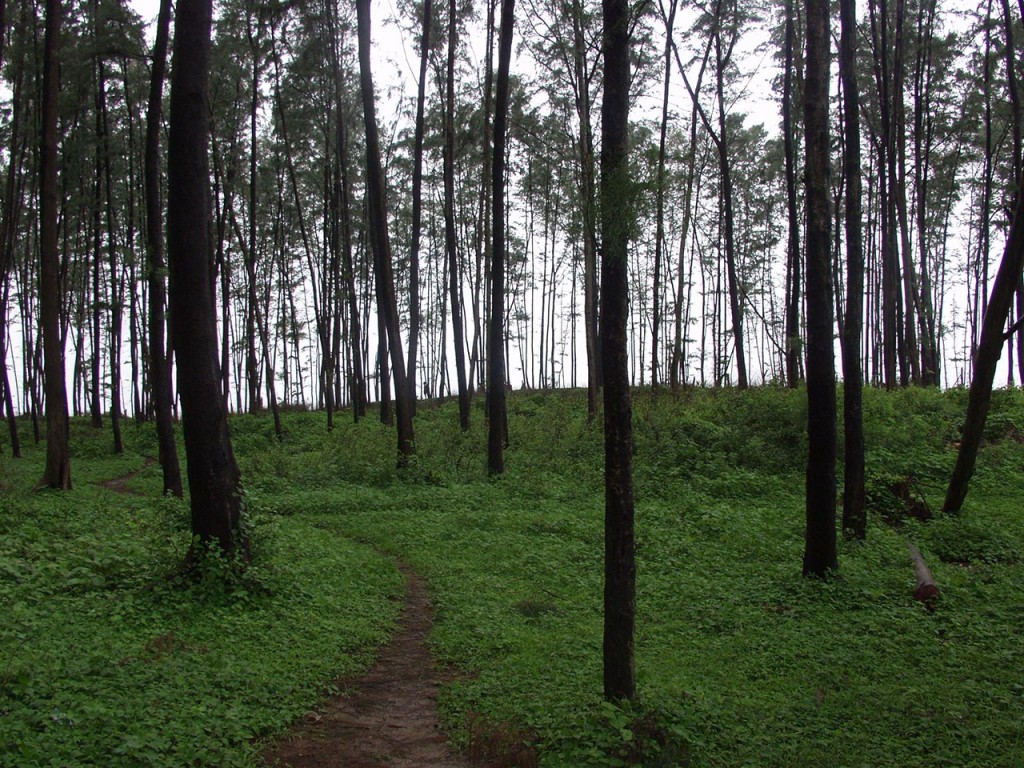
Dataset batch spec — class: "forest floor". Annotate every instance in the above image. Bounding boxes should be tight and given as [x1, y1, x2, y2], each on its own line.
[260, 566, 469, 768]
[5, 386, 1024, 767]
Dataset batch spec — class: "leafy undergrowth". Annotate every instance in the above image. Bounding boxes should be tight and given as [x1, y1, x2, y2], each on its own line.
[3, 386, 1024, 766]
[0, 424, 403, 768]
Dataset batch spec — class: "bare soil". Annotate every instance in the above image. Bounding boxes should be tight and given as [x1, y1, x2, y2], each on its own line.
[100, 456, 156, 495]
[261, 566, 470, 768]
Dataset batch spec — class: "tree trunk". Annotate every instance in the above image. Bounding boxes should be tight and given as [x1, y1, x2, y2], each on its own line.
[943, 166, 1024, 513]
[245, 12, 263, 413]
[839, 0, 866, 539]
[1000, 0, 1024, 384]
[145, 0, 182, 497]
[714, 24, 747, 389]
[96, 58, 124, 455]
[802, 0, 838, 576]
[0, 278, 20, 458]
[601, 0, 636, 703]
[783, 0, 802, 388]
[488, 0, 514, 475]
[326, 0, 365, 422]
[651, 0, 675, 391]
[869, 0, 899, 389]
[39, 0, 70, 489]
[167, 0, 243, 553]
[446, 0, 470, 431]
[570, 0, 601, 417]
[407, 0, 432, 414]
[356, 0, 415, 465]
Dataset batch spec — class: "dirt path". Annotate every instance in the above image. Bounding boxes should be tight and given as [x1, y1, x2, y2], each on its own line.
[261, 566, 471, 768]
[100, 456, 157, 495]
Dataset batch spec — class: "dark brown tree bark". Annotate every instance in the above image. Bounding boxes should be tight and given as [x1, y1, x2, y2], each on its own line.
[999, 0, 1024, 384]
[96, 56, 124, 455]
[0, 278, 20, 458]
[0, 47, 25, 458]
[39, 0, 70, 489]
[802, 0, 838, 576]
[869, 0, 899, 388]
[145, 0, 182, 497]
[944, 166, 1024, 513]
[325, 0, 365, 422]
[408, 0, 433, 414]
[783, 0, 802, 388]
[488, 0, 514, 475]
[713, 13, 748, 389]
[245, 11, 263, 414]
[167, 0, 243, 553]
[601, 0, 636, 702]
[568, 0, 602, 417]
[840, 0, 866, 539]
[445, 0, 470, 431]
[651, 0, 676, 390]
[356, 0, 415, 465]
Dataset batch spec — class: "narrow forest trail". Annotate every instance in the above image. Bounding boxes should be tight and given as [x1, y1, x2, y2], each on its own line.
[99, 456, 157, 495]
[261, 565, 471, 768]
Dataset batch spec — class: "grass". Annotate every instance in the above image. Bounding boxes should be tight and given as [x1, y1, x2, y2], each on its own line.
[2, 386, 1024, 766]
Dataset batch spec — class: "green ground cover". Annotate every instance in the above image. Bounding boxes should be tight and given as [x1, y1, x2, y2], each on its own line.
[2, 386, 1023, 766]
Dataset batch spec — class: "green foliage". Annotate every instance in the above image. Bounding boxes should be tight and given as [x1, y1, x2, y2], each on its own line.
[3, 386, 1024, 767]
[0, 422, 402, 768]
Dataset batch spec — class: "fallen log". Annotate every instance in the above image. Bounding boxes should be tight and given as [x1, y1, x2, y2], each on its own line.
[909, 543, 940, 608]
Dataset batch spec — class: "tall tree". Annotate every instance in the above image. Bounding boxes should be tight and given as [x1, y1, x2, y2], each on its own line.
[839, 0, 866, 539]
[167, 0, 244, 553]
[488, 0, 514, 475]
[650, 0, 675, 389]
[782, 0, 802, 388]
[144, 0, 182, 497]
[602, 0, 635, 701]
[711, 0, 748, 389]
[444, 0, 470, 430]
[356, 0, 415, 465]
[944, 165, 1024, 512]
[802, 0, 838, 576]
[407, 0, 432, 412]
[39, 0, 71, 489]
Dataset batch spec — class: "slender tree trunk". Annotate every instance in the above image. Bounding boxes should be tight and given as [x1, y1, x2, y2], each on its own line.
[714, 25, 747, 389]
[326, 0, 365, 422]
[783, 0, 802, 388]
[145, 0, 182, 497]
[892, 0, 921, 385]
[446, 0, 470, 430]
[488, 0, 514, 475]
[1000, 0, 1024, 384]
[356, 0, 415, 465]
[944, 166, 1024, 513]
[91, 98, 103, 429]
[167, 0, 243, 554]
[913, 0, 940, 386]
[39, 0, 70, 489]
[407, 0, 432, 414]
[803, 0, 838, 576]
[96, 59, 124, 454]
[0, 53, 24, 458]
[651, 0, 675, 391]
[840, 0, 865, 539]
[569, 0, 601, 417]
[602, 0, 635, 703]
[0, 278, 20, 458]
[869, 0, 899, 388]
[245, 13, 262, 413]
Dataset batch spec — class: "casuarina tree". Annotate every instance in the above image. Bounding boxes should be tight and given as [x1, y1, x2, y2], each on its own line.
[167, 0, 244, 554]
[601, 0, 636, 701]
